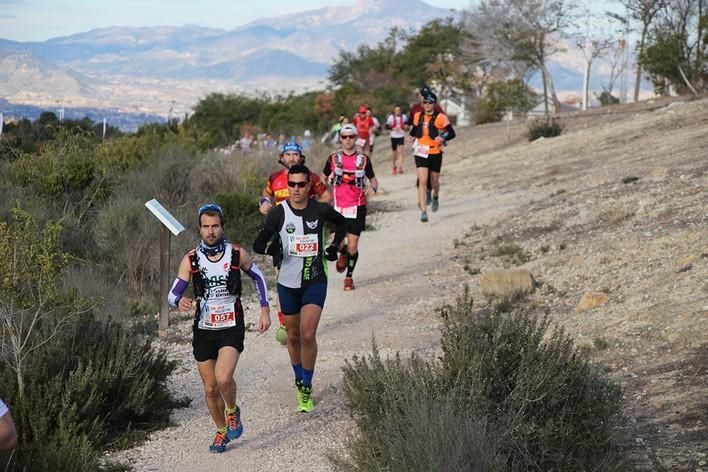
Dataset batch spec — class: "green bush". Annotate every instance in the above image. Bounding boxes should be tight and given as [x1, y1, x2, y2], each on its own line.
[439, 290, 625, 470]
[334, 344, 506, 471]
[0, 316, 187, 472]
[215, 191, 262, 245]
[333, 288, 626, 472]
[527, 117, 563, 141]
[475, 79, 538, 124]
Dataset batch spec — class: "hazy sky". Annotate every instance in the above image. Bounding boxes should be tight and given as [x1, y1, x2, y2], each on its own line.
[0, 0, 474, 42]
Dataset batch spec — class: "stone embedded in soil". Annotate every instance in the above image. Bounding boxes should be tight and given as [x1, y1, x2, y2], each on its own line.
[576, 292, 610, 312]
[480, 269, 535, 297]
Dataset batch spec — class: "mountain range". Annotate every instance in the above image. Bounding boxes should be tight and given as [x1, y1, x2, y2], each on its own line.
[0, 0, 639, 125]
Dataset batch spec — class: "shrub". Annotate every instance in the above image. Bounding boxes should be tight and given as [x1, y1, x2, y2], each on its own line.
[215, 191, 262, 245]
[494, 241, 530, 265]
[333, 288, 626, 472]
[475, 79, 538, 124]
[334, 343, 506, 471]
[0, 316, 187, 472]
[527, 117, 563, 141]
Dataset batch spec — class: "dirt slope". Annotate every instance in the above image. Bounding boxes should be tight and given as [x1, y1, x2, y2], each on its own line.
[108, 96, 707, 471]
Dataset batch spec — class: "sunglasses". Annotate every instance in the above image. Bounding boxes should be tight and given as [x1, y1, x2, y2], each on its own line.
[341, 135, 356, 140]
[423, 101, 434, 104]
[198, 203, 223, 215]
[287, 181, 308, 188]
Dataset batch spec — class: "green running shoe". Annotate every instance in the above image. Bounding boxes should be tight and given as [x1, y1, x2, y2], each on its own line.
[295, 379, 304, 405]
[431, 196, 439, 212]
[298, 384, 314, 413]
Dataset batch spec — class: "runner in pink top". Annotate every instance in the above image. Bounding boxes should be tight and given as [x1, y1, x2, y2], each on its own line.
[322, 123, 379, 291]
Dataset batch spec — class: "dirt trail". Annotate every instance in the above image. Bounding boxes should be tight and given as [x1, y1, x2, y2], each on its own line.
[110, 96, 707, 471]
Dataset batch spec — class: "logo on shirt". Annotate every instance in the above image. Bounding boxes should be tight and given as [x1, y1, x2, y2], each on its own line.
[285, 222, 296, 234]
[306, 220, 318, 230]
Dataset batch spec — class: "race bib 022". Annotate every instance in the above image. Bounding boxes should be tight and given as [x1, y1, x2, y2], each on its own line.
[287, 233, 319, 257]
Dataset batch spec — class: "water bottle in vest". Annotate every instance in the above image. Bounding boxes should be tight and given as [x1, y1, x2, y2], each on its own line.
[332, 153, 344, 186]
[355, 155, 366, 188]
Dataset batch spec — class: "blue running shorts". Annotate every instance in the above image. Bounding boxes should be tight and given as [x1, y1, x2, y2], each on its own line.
[277, 281, 328, 315]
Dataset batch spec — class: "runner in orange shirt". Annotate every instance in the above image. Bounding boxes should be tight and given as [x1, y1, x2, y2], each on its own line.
[408, 90, 455, 222]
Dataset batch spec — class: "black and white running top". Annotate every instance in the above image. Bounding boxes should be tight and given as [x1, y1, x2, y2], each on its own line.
[193, 242, 241, 330]
[253, 200, 347, 288]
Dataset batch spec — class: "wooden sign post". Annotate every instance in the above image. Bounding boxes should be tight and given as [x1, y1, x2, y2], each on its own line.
[145, 199, 185, 337]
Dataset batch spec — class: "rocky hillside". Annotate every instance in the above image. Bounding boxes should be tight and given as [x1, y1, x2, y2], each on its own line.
[446, 95, 707, 470]
[109, 95, 707, 471]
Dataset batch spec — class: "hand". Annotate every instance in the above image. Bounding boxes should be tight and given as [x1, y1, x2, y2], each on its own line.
[434, 136, 445, 144]
[365, 186, 377, 196]
[325, 245, 339, 262]
[259, 202, 272, 215]
[177, 297, 194, 312]
[258, 307, 271, 333]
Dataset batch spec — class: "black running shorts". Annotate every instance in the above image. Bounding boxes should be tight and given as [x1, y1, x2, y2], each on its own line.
[344, 205, 367, 236]
[390, 137, 405, 150]
[414, 153, 443, 173]
[192, 318, 245, 362]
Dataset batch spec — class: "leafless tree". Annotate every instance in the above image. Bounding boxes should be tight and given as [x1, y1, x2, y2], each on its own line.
[574, 13, 615, 109]
[619, 0, 667, 101]
[466, 0, 578, 115]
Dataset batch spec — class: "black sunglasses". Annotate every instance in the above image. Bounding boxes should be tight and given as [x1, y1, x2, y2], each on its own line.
[287, 181, 308, 188]
[198, 203, 223, 214]
[423, 100, 434, 104]
[341, 135, 356, 139]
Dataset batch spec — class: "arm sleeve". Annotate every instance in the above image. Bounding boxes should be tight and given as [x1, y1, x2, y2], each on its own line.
[323, 205, 348, 248]
[322, 156, 332, 177]
[409, 112, 419, 137]
[365, 157, 375, 179]
[168, 277, 189, 307]
[244, 262, 269, 307]
[253, 207, 282, 254]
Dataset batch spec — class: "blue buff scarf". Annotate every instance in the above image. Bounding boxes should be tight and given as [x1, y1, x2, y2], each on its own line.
[199, 237, 227, 257]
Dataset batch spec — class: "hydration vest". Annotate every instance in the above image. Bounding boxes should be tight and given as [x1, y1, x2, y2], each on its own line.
[412, 111, 441, 139]
[330, 151, 367, 189]
[189, 245, 242, 319]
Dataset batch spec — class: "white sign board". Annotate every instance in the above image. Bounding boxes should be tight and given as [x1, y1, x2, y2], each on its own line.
[145, 199, 185, 236]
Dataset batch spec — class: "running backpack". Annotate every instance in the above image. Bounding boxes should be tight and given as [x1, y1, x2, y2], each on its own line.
[189, 245, 242, 298]
[331, 151, 367, 189]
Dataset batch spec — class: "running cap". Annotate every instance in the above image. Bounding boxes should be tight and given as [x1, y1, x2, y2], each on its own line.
[422, 92, 438, 104]
[280, 141, 303, 155]
[340, 123, 358, 136]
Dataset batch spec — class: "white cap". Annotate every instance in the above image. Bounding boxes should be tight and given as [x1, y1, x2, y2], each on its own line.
[340, 123, 357, 136]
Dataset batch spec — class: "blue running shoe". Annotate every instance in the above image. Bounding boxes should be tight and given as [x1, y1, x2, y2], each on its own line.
[225, 406, 243, 440]
[209, 430, 230, 453]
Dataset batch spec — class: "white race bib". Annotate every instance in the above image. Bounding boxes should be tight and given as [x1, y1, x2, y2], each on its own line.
[287, 233, 319, 257]
[335, 205, 358, 219]
[355, 138, 367, 149]
[414, 142, 430, 158]
[205, 303, 236, 328]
